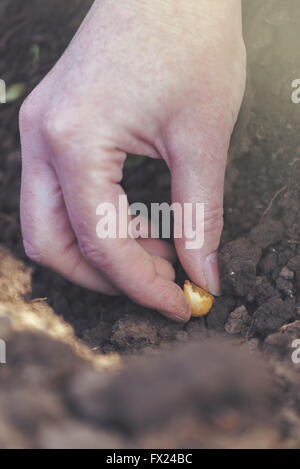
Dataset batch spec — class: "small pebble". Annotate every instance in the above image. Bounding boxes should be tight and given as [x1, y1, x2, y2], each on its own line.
[280, 267, 294, 280]
[246, 338, 259, 353]
[225, 306, 251, 336]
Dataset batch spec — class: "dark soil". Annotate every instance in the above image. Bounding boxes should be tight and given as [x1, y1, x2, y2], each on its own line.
[1, 0, 300, 449]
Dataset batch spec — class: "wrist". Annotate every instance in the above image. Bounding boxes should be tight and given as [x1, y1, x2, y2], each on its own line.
[93, 0, 241, 20]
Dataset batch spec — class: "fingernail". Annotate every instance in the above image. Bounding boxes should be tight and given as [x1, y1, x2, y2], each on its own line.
[204, 251, 222, 296]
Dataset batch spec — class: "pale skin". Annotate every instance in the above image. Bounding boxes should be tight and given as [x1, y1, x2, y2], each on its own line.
[19, 0, 246, 322]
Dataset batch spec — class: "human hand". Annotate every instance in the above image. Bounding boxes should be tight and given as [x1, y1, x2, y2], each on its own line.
[19, 0, 246, 322]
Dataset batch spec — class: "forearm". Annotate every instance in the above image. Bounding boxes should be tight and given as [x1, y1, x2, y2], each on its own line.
[84, 0, 243, 64]
[91, 0, 242, 29]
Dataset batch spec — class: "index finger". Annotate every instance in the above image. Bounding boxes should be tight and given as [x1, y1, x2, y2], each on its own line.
[53, 145, 191, 323]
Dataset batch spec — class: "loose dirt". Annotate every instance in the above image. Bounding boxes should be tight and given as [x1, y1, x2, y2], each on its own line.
[1, 0, 300, 449]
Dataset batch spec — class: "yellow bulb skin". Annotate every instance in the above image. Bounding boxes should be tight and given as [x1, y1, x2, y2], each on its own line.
[184, 280, 214, 317]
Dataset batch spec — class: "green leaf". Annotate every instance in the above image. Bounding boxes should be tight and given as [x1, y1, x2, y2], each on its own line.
[5, 83, 26, 103]
[30, 44, 40, 64]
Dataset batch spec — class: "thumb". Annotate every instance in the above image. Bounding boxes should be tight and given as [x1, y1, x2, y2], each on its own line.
[169, 128, 229, 297]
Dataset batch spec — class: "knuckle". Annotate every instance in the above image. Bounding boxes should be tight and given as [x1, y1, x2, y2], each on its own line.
[41, 109, 79, 154]
[204, 206, 224, 235]
[78, 237, 108, 267]
[78, 236, 117, 273]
